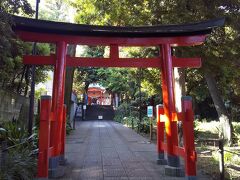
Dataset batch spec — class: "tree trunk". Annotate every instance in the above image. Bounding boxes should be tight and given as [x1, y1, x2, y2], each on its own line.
[174, 68, 186, 146]
[83, 82, 90, 104]
[64, 67, 75, 113]
[24, 66, 30, 97]
[64, 45, 76, 116]
[17, 66, 26, 94]
[174, 68, 186, 112]
[204, 69, 233, 145]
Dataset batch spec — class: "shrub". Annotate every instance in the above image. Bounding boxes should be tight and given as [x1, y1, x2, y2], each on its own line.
[0, 146, 37, 180]
[0, 121, 37, 179]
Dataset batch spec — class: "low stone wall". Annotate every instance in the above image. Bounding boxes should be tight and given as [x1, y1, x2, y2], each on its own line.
[0, 89, 29, 124]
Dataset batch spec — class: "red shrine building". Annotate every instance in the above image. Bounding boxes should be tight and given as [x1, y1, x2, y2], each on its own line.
[87, 84, 112, 105]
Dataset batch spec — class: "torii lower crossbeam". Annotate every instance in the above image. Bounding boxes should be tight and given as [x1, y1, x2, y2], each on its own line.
[23, 55, 201, 68]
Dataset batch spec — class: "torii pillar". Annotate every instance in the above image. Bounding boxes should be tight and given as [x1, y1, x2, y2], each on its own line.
[160, 44, 181, 173]
[49, 41, 67, 176]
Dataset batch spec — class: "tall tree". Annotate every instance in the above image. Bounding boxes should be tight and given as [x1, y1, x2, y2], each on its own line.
[0, 0, 33, 94]
[70, 0, 240, 144]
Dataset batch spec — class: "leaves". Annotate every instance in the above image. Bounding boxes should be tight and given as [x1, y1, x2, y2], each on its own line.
[70, 0, 240, 120]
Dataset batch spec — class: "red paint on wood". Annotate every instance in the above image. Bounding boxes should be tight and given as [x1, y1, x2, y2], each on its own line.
[161, 44, 179, 156]
[182, 97, 197, 176]
[51, 41, 67, 156]
[23, 55, 201, 68]
[16, 30, 206, 46]
[177, 112, 184, 121]
[156, 105, 165, 153]
[110, 45, 119, 59]
[61, 105, 67, 156]
[37, 97, 51, 178]
[173, 146, 185, 158]
[48, 147, 55, 157]
[173, 57, 201, 68]
[161, 142, 167, 150]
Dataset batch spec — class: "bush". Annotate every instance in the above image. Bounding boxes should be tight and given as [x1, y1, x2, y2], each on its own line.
[0, 121, 37, 179]
[0, 146, 37, 180]
[114, 102, 156, 134]
[233, 122, 240, 145]
[114, 102, 138, 123]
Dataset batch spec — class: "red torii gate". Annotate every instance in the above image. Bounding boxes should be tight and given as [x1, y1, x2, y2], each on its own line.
[12, 16, 224, 179]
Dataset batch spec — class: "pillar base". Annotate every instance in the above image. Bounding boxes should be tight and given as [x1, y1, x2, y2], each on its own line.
[157, 153, 167, 165]
[48, 156, 65, 178]
[48, 165, 65, 178]
[167, 154, 180, 167]
[165, 165, 185, 177]
[59, 154, 67, 166]
[185, 176, 197, 180]
[157, 159, 168, 165]
[165, 154, 184, 177]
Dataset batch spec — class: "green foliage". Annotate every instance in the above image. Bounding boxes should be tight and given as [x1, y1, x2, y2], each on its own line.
[194, 120, 200, 138]
[212, 149, 240, 179]
[114, 102, 140, 124]
[66, 116, 73, 135]
[0, 146, 37, 180]
[0, 0, 33, 80]
[0, 1, 53, 95]
[233, 122, 240, 145]
[0, 121, 37, 179]
[70, 0, 240, 124]
[98, 68, 136, 95]
[114, 102, 133, 122]
[0, 121, 38, 149]
[74, 46, 105, 96]
[66, 122, 72, 135]
[38, 0, 70, 21]
[35, 87, 47, 99]
[114, 101, 154, 133]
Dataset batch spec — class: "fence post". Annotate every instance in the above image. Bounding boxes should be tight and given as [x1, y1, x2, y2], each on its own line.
[37, 95, 51, 178]
[131, 118, 134, 129]
[182, 96, 197, 179]
[149, 117, 153, 141]
[219, 139, 225, 180]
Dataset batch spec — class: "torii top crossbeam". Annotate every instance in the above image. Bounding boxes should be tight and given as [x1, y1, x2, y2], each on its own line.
[13, 16, 224, 46]
[12, 16, 224, 68]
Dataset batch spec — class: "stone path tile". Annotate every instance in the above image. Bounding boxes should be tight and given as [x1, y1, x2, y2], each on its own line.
[54, 120, 209, 180]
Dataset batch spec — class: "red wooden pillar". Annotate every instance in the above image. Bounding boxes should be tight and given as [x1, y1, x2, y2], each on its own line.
[50, 67, 57, 150]
[156, 104, 167, 164]
[61, 105, 67, 155]
[52, 41, 67, 156]
[182, 96, 197, 179]
[37, 96, 51, 178]
[161, 44, 180, 167]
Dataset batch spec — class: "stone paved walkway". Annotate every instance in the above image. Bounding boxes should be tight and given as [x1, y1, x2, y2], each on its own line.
[58, 120, 208, 180]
